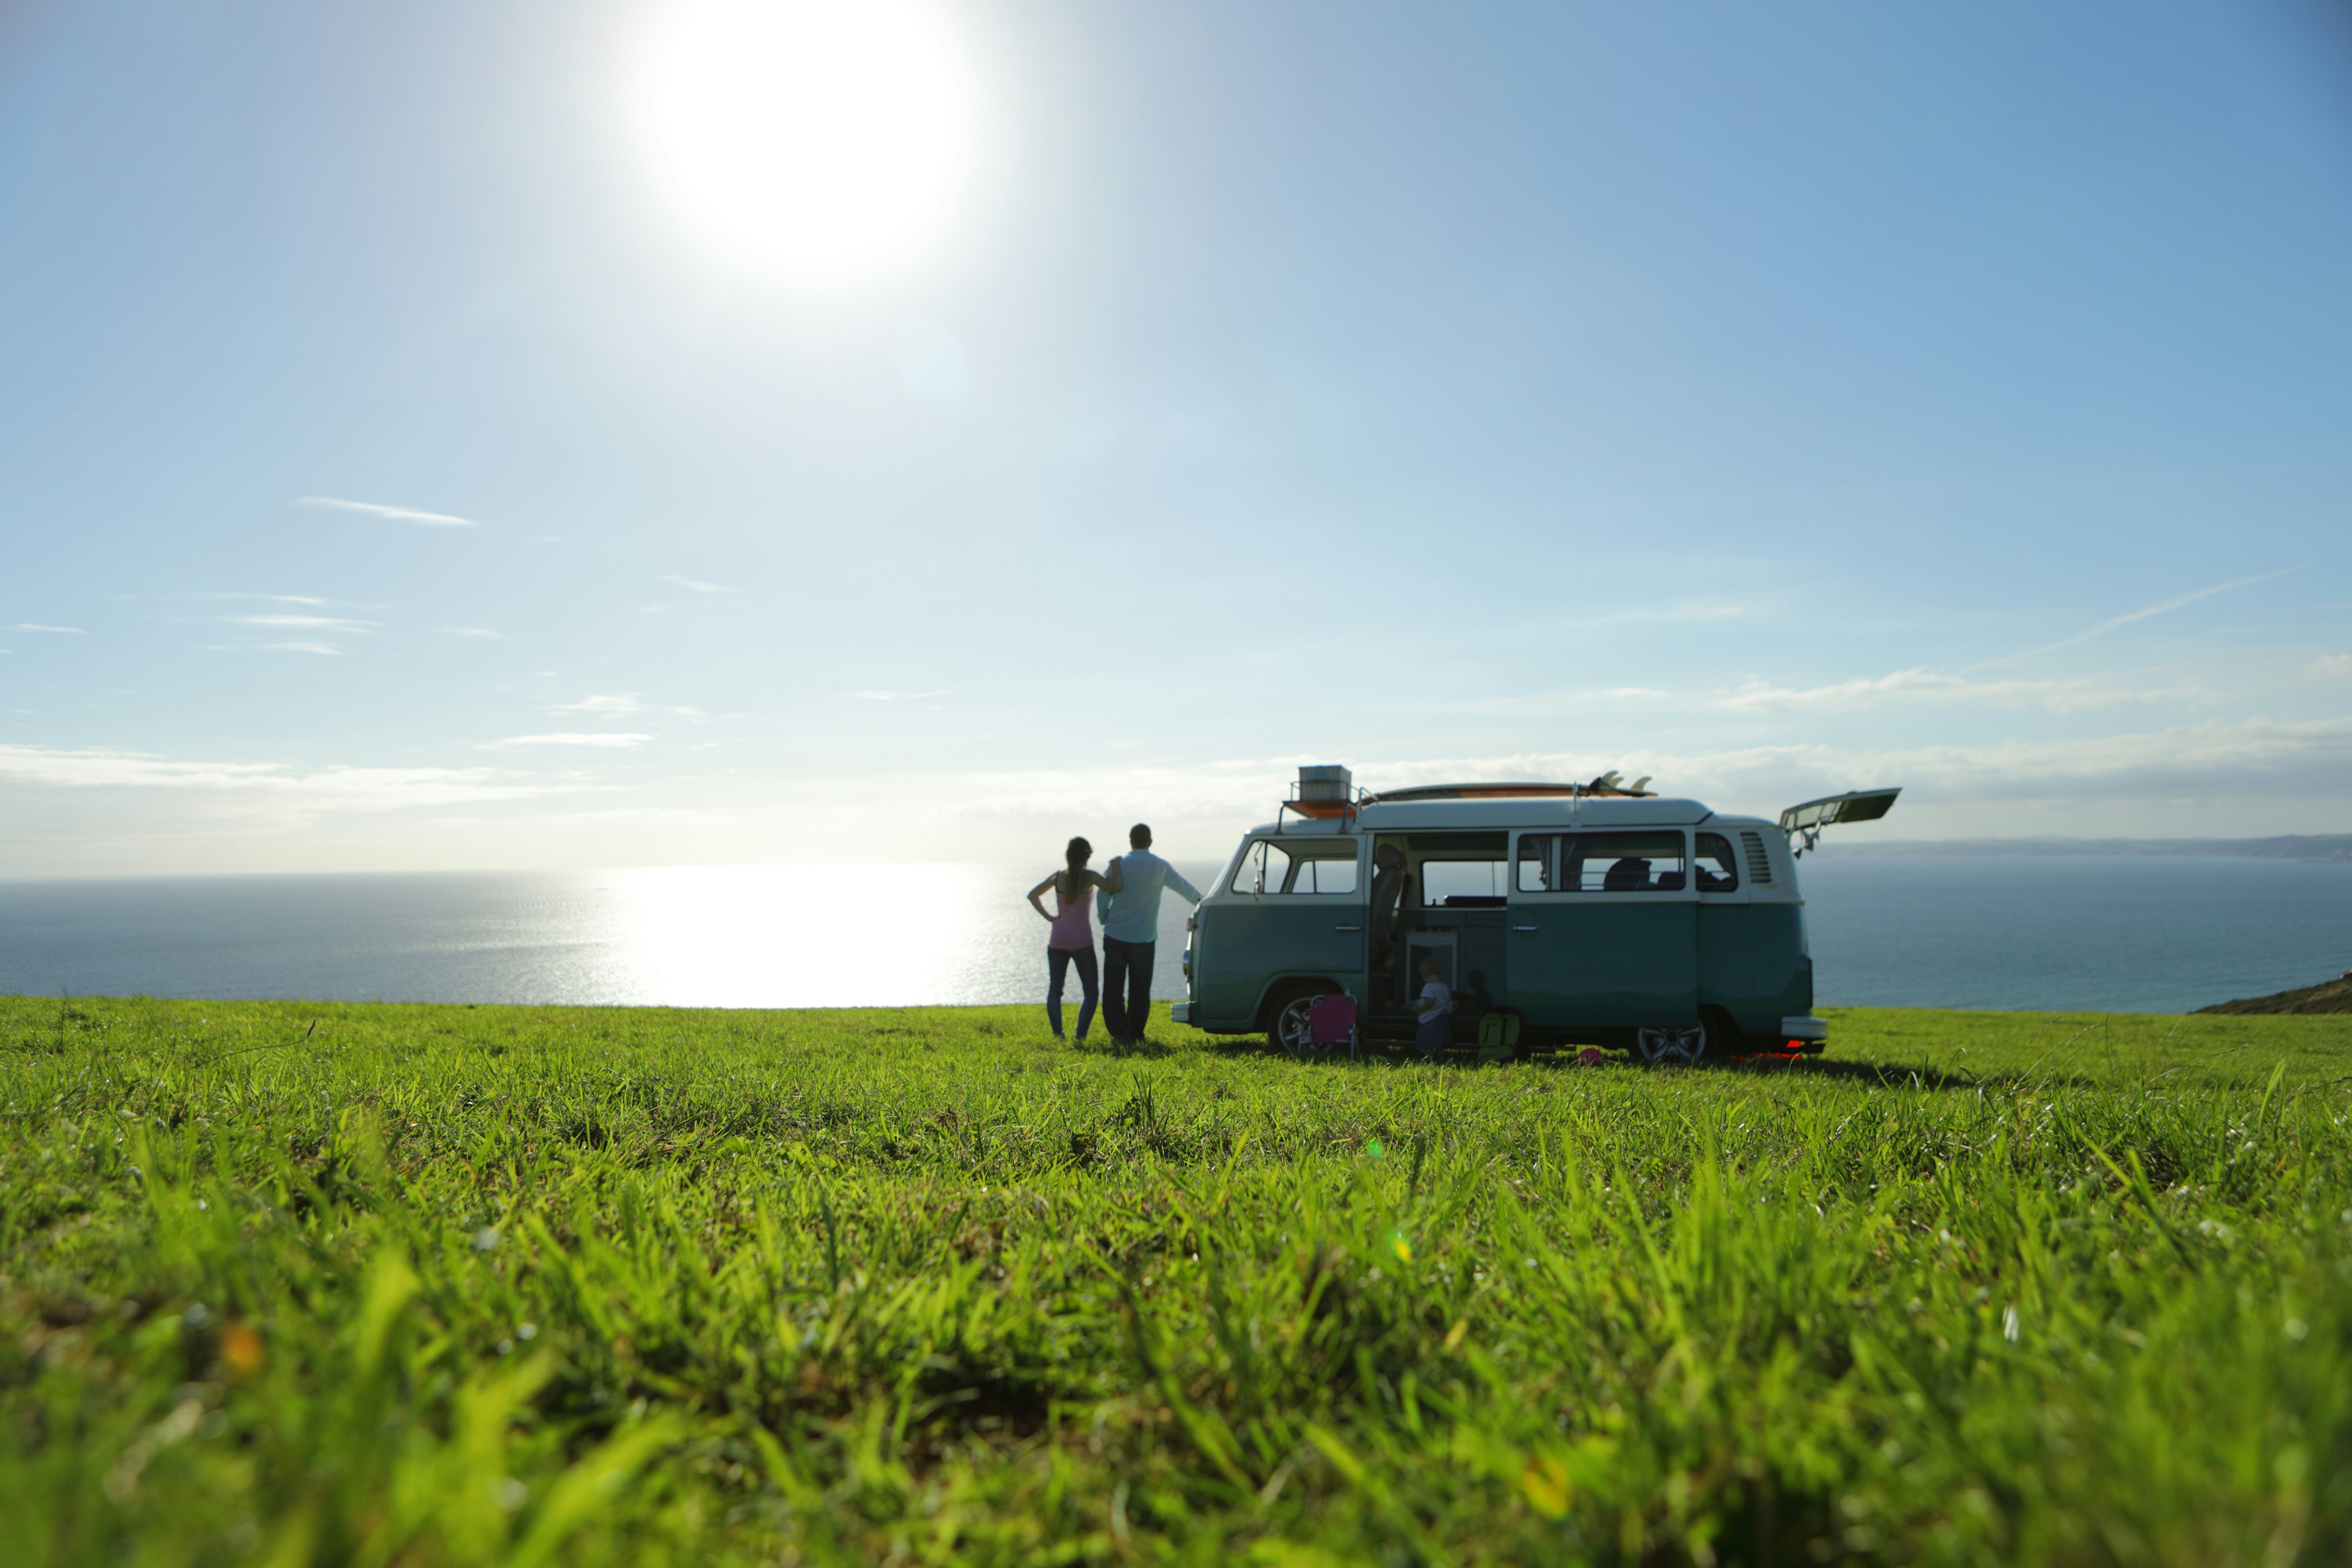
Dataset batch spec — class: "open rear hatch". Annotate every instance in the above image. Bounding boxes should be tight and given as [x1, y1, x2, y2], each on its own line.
[1779, 788, 1901, 856]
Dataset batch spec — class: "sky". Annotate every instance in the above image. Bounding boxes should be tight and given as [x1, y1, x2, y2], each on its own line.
[2, 0, 2350, 878]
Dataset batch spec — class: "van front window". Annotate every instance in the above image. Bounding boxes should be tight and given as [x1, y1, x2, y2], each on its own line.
[1228, 841, 1292, 895]
[1227, 840, 1358, 895]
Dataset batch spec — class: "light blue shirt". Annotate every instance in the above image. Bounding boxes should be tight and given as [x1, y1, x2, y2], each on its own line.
[1097, 849, 1203, 944]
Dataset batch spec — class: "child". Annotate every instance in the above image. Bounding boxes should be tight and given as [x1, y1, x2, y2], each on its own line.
[1411, 953, 1453, 1055]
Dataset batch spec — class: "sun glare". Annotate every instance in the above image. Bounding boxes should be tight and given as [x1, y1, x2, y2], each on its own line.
[636, 0, 975, 280]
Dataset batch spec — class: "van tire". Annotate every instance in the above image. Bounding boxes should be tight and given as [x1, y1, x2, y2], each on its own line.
[1633, 1023, 1708, 1066]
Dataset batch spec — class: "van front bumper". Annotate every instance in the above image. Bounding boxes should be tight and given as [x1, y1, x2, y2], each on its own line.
[1780, 1015, 1828, 1054]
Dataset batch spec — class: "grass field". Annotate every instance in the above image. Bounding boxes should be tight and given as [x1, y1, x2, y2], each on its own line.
[5, 996, 2350, 1566]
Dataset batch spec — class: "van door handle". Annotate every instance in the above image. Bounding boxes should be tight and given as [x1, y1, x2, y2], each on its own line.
[1335, 924, 1363, 932]
[1510, 924, 1538, 933]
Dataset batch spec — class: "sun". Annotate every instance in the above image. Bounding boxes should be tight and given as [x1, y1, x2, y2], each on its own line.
[635, 0, 976, 280]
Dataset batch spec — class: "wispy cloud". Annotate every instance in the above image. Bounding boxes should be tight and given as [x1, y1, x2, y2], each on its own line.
[639, 604, 674, 615]
[9, 623, 85, 634]
[1974, 565, 2307, 670]
[296, 496, 482, 528]
[844, 688, 954, 701]
[2312, 654, 2352, 680]
[547, 693, 718, 722]
[228, 614, 381, 633]
[660, 575, 736, 594]
[933, 716, 2352, 826]
[438, 627, 504, 638]
[1587, 600, 1754, 627]
[1719, 667, 2192, 716]
[486, 732, 654, 749]
[0, 744, 575, 811]
[256, 643, 347, 656]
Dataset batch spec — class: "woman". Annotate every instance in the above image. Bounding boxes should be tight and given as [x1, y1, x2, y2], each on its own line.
[1027, 837, 1122, 1042]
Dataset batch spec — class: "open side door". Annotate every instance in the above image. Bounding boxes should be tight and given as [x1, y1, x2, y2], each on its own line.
[1778, 787, 1901, 857]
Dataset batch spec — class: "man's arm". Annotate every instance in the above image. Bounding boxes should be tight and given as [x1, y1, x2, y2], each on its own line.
[1165, 866, 1204, 905]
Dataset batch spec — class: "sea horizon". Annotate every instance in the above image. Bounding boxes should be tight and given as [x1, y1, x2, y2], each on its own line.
[4, 853, 2347, 1017]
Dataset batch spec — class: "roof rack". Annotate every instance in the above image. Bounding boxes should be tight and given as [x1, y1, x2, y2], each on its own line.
[1278, 764, 1360, 827]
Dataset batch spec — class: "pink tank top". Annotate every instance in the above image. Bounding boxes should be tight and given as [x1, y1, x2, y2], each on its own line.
[1048, 880, 1094, 950]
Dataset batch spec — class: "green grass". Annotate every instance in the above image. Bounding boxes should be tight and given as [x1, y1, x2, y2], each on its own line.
[4, 996, 2349, 1566]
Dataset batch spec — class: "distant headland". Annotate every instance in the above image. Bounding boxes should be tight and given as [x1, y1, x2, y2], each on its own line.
[2197, 971, 2352, 1015]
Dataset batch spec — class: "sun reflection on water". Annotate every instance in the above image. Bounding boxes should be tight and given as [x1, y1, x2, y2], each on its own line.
[602, 864, 1040, 1008]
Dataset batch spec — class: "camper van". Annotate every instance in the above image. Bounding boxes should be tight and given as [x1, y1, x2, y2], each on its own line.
[1169, 767, 1897, 1062]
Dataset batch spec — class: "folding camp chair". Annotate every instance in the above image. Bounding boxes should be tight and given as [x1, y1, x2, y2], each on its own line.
[1307, 993, 1359, 1060]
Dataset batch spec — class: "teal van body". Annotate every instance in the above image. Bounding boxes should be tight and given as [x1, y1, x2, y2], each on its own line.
[1172, 783, 1848, 1062]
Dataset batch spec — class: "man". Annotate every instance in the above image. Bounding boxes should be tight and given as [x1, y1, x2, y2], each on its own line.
[1098, 823, 1202, 1043]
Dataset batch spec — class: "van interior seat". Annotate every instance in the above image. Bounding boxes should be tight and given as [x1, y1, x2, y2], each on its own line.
[1602, 857, 1651, 891]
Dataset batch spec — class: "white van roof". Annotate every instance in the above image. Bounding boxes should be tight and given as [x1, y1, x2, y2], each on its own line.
[1257, 796, 1719, 835]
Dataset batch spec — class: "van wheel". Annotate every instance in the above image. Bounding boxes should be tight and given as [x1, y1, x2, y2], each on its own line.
[1634, 1024, 1707, 1066]
[1269, 989, 1330, 1057]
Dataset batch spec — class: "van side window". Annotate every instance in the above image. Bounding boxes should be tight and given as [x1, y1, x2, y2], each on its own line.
[1515, 836, 1552, 892]
[1421, 860, 1508, 905]
[1694, 833, 1739, 892]
[1560, 832, 1688, 892]
[1228, 840, 1293, 895]
[1290, 852, 1360, 894]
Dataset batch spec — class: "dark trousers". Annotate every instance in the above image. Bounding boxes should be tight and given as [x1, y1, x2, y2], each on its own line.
[1102, 936, 1156, 1040]
[1047, 945, 1098, 1040]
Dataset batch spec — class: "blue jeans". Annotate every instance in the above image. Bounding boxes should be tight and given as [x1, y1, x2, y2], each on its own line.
[1048, 945, 1098, 1040]
[1416, 1009, 1451, 1051]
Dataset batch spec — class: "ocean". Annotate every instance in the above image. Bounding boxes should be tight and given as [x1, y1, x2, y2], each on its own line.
[1, 855, 2346, 1015]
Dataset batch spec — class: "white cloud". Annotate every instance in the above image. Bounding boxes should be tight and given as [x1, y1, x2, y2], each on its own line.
[229, 614, 380, 633]
[844, 688, 953, 701]
[931, 715, 2352, 827]
[9, 623, 84, 634]
[487, 732, 654, 749]
[553, 694, 643, 715]
[0, 744, 572, 812]
[2312, 654, 2352, 680]
[660, 575, 736, 594]
[296, 496, 482, 528]
[1719, 666, 2191, 716]
[439, 627, 504, 638]
[639, 603, 674, 615]
[257, 642, 348, 656]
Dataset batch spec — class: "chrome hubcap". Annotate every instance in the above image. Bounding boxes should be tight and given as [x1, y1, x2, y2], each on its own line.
[1636, 1025, 1705, 1064]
